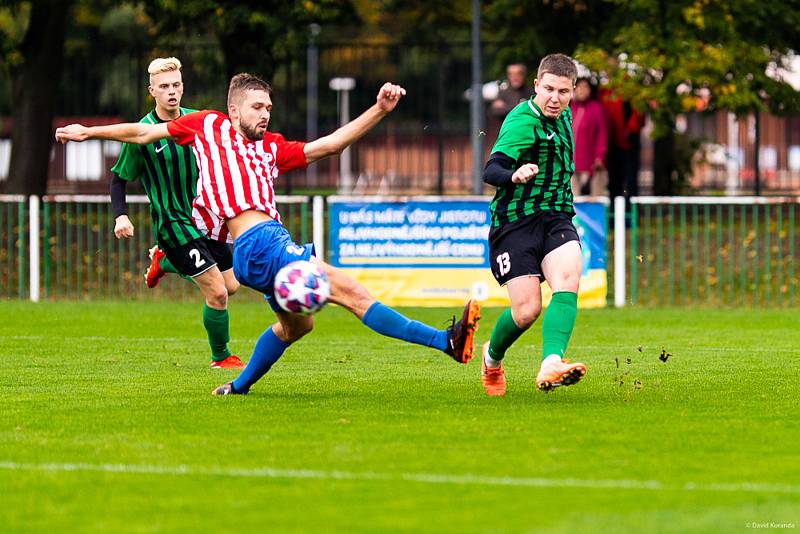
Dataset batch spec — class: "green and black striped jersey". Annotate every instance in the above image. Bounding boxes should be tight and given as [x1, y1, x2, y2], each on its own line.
[488, 98, 575, 227]
[110, 107, 202, 249]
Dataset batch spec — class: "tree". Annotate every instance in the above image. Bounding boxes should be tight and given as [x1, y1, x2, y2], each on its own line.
[483, 0, 615, 76]
[576, 0, 800, 194]
[1, 0, 75, 195]
[144, 0, 360, 80]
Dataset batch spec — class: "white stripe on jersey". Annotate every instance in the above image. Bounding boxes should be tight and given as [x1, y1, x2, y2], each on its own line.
[219, 122, 249, 211]
[232, 134, 267, 213]
[255, 141, 279, 220]
[202, 114, 235, 219]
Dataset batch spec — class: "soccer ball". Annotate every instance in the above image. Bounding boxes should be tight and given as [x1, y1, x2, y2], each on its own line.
[273, 260, 331, 314]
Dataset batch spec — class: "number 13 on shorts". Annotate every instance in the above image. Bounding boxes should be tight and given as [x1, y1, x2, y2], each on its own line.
[496, 252, 511, 276]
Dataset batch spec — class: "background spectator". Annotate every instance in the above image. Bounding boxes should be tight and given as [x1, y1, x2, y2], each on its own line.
[486, 63, 534, 146]
[570, 77, 607, 196]
[599, 85, 646, 200]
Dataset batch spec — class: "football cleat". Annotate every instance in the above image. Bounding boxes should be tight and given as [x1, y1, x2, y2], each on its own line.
[444, 299, 481, 363]
[535, 356, 587, 392]
[209, 354, 245, 369]
[481, 341, 506, 396]
[144, 245, 167, 288]
[211, 382, 244, 396]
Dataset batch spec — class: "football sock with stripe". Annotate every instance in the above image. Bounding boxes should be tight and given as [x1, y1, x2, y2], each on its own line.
[541, 291, 577, 360]
[203, 304, 232, 361]
[361, 302, 447, 351]
[487, 308, 527, 362]
[232, 327, 289, 393]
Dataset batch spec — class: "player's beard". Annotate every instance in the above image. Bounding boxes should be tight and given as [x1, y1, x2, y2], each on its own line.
[241, 121, 265, 141]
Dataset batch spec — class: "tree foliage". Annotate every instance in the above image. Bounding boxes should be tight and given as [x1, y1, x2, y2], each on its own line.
[144, 0, 360, 79]
[482, 0, 616, 76]
[575, 0, 800, 192]
[576, 0, 800, 135]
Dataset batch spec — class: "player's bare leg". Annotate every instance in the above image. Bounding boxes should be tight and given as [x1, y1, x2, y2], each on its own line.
[311, 256, 480, 362]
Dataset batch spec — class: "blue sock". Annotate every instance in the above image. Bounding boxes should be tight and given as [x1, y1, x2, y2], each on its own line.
[232, 328, 290, 393]
[361, 302, 447, 351]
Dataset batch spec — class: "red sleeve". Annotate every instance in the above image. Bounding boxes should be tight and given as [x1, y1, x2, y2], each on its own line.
[167, 110, 214, 146]
[267, 133, 308, 172]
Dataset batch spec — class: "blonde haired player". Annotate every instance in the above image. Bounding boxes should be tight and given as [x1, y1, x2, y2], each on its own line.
[109, 57, 245, 369]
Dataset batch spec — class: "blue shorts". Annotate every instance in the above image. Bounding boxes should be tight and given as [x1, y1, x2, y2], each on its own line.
[232, 220, 315, 313]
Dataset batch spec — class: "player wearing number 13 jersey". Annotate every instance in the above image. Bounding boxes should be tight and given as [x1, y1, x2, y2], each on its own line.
[479, 53, 587, 396]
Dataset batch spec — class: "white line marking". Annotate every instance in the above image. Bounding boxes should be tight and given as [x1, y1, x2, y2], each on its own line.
[0, 461, 797, 494]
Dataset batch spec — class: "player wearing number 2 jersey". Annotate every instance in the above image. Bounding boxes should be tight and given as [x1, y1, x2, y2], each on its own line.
[57, 73, 480, 396]
[479, 53, 587, 396]
[109, 57, 244, 370]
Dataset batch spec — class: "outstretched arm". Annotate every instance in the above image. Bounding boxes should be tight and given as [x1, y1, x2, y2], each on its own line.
[303, 82, 405, 164]
[55, 122, 171, 145]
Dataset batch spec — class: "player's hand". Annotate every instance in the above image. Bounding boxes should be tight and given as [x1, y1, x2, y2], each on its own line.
[376, 83, 406, 113]
[55, 124, 89, 143]
[114, 215, 134, 239]
[511, 163, 539, 184]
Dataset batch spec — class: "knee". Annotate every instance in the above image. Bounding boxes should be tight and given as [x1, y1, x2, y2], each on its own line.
[284, 320, 313, 342]
[205, 285, 229, 309]
[225, 278, 240, 296]
[512, 303, 541, 329]
[329, 271, 372, 311]
[551, 273, 581, 293]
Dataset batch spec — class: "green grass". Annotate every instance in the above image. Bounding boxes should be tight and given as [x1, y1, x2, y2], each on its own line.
[1, 301, 798, 533]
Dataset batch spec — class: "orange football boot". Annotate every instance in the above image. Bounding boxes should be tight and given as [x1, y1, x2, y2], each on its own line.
[535, 356, 586, 392]
[144, 245, 167, 288]
[210, 354, 246, 369]
[481, 341, 506, 396]
[445, 299, 481, 363]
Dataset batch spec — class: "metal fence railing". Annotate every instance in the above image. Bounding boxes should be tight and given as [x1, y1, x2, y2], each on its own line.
[6, 193, 800, 307]
[37, 195, 311, 301]
[626, 197, 799, 307]
[0, 195, 27, 299]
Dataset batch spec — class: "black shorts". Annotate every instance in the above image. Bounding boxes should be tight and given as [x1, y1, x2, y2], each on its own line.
[163, 237, 234, 278]
[488, 211, 580, 286]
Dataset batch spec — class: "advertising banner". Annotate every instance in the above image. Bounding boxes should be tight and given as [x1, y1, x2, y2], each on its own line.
[328, 196, 607, 308]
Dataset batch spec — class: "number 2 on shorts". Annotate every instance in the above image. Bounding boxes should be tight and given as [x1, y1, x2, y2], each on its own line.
[496, 252, 510, 276]
[189, 248, 206, 268]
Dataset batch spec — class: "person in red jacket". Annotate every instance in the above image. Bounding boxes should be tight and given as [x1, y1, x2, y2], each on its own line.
[599, 87, 646, 200]
[569, 77, 607, 196]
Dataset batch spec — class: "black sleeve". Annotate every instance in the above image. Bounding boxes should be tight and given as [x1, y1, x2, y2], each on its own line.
[110, 173, 128, 218]
[482, 152, 516, 187]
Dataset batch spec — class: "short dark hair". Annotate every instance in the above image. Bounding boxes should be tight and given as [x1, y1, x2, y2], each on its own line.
[537, 54, 578, 83]
[227, 73, 272, 108]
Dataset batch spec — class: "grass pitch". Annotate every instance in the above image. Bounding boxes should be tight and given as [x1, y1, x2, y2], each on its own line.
[0, 300, 798, 532]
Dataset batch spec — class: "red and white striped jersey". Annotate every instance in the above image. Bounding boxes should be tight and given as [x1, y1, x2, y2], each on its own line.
[167, 110, 307, 242]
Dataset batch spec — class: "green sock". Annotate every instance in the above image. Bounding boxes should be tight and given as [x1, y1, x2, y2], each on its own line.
[541, 291, 578, 360]
[203, 304, 232, 361]
[159, 255, 180, 274]
[487, 308, 527, 361]
[159, 255, 192, 281]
